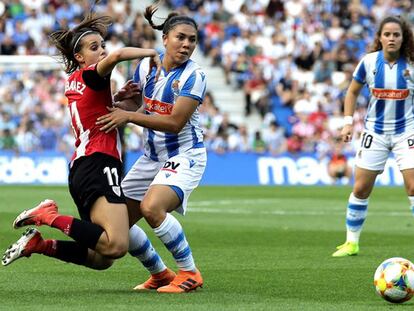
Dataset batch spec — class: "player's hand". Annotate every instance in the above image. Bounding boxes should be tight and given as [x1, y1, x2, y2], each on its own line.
[96, 107, 131, 133]
[149, 53, 162, 81]
[341, 124, 353, 142]
[113, 80, 140, 102]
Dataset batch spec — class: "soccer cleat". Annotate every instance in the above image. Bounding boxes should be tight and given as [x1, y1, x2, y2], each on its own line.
[2, 228, 43, 266]
[332, 241, 359, 257]
[157, 269, 203, 293]
[13, 199, 58, 229]
[133, 268, 176, 291]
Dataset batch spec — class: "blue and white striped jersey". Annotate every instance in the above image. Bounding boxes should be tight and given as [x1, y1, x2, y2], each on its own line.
[133, 55, 207, 161]
[353, 51, 414, 134]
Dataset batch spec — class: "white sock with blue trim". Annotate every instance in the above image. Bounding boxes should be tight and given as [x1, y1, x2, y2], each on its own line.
[154, 213, 196, 272]
[128, 224, 166, 274]
[346, 193, 369, 243]
[408, 196, 414, 215]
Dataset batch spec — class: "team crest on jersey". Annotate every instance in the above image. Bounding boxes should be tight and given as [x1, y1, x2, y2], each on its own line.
[112, 186, 121, 197]
[172, 80, 180, 97]
[404, 69, 414, 82]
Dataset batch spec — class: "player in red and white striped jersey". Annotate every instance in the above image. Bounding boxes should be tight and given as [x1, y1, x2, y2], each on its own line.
[2, 13, 169, 284]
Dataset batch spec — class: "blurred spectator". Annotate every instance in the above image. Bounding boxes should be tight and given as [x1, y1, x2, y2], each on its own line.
[327, 139, 352, 184]
[228, 124, 251, 152]
[286, 133, 303, 154]
[0, 129, 17, 151]
[1, 0, 413, 161]
[39, 119, 58, 151]
[263, 121, 286, 155]
[243, 64, 268, 116]
[252, 131, 267, 153]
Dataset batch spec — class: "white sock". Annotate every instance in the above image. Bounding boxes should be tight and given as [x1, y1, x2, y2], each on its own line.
[346, 193, 368, 243]
[128, 224, 166, 274]
[408, 196, 414, 215]
[154, 213, 196, 272]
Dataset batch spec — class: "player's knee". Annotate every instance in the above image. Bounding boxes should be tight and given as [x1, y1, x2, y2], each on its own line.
[405, 183, 414, 196]
[353, 188, 370, 199]
[91, 258, 114, 270]
[140, 201, 163, 227]
[86, 251, 114, 270]
[103, 240, 128, 259]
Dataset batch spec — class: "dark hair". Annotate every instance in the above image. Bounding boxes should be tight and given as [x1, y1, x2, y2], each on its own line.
[49, 13, 112, 74]
[370, 16, 414, 63]
[144, 1, 198, 35]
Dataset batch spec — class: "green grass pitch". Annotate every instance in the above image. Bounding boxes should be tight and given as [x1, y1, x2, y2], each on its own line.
[0, 185, 413, 310]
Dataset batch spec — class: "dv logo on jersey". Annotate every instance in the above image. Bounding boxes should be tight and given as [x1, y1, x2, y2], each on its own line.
[161, 161, 180, 173]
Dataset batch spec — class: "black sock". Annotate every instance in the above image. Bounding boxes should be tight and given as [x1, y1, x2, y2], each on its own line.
[69, 219, 104, 250]
[53, 240, 88, 265]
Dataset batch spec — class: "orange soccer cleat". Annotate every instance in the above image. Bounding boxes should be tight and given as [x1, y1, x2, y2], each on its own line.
[157, 269, 203, 293]
[133, 268, 176, 291]
[2, 228, 44, 266]
[13, 199, 58, 229]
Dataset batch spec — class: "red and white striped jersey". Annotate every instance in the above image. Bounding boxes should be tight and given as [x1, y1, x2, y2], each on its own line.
[64, 64, 122, 165]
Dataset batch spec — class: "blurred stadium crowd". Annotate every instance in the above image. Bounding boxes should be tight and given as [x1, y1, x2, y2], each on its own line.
[0, 0, 413, 159]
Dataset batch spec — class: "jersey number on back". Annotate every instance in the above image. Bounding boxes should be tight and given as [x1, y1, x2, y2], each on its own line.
[70, 101, 84, 140]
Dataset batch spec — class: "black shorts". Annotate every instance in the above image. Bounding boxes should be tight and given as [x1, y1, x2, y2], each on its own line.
[68, 152, 126, 221]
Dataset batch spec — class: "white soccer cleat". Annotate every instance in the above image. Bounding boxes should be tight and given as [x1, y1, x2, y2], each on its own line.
[2, 228, 42, 266]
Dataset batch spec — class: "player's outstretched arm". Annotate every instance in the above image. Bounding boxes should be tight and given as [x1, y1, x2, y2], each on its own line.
[97, 48, 161, 78]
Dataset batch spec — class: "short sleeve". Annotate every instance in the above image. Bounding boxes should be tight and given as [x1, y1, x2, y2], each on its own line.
[179, 69, 207, 104]
[353, 57, 366, 84]
[82, 64, 110, 91]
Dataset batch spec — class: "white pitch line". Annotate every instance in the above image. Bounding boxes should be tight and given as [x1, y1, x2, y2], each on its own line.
[189, 198, 285, 206]
[187, 200, 411, 217]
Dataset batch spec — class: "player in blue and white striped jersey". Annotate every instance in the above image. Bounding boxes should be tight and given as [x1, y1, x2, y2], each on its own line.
[333, 16, 414, 257]
[97, 2, 206, 292]
[132, 53, 206, 162]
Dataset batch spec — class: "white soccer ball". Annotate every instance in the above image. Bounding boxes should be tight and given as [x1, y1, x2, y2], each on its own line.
[374, 257, 414, 303]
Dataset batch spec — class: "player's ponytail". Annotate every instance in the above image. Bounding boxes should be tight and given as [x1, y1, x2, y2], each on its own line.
[144, 1, 197, 35]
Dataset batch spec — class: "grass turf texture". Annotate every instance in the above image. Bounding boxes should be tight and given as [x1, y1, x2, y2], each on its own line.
[0, 185, 413, 310]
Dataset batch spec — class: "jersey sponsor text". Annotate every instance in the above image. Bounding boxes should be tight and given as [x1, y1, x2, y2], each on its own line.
[372, 88, 409, 100]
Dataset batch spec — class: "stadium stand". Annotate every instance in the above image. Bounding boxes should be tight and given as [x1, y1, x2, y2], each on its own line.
[0, 0, 413, 157]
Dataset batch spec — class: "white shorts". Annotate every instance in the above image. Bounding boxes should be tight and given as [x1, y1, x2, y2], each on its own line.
[355, 130, 414, 172]
[122, 147, 207, 215]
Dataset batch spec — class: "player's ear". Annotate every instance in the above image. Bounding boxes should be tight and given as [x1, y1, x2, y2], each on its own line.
[74, 53, 84, 63]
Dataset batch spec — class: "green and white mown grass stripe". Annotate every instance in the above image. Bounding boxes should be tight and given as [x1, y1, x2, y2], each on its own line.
[0, 185, 412, 310]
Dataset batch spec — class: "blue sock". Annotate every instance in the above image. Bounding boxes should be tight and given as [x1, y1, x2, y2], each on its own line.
[154, 213, 196, 272]
[128, 224, 166, 274]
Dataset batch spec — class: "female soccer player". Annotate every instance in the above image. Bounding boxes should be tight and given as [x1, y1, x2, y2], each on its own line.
[332, 16, 414, 257]
[2, 13, 164, 273]
[97, 3, 207, 293]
